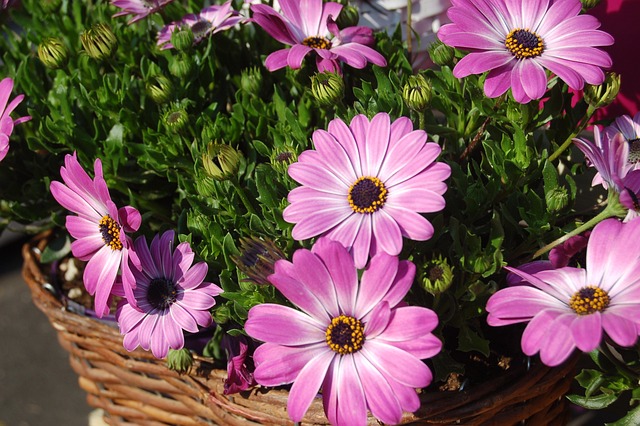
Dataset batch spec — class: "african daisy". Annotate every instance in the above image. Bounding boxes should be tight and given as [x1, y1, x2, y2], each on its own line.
[111, 0, 175, 24]
[0, 77, 31, 162]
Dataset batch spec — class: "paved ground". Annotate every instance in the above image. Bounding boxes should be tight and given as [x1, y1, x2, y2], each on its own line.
[0, 232, 631, 426]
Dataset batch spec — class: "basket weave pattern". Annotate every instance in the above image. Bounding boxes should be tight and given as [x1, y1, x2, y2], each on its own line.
[22, 234, 577, 425]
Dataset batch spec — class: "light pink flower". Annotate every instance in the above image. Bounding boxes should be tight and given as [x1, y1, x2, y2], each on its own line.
[157, 2, 243, 50]
[111, 0, 175, 24]
[284, 112, 451, 268]
[116, 230, 223, 359]
[0, 77, 31, 162]
[487, 218, 640, 367]
[250, 0, 387, 73]
[245, 238, 441, 425]
[50, 152, 141, 317]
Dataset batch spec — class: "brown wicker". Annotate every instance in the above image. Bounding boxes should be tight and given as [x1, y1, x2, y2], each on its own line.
[22, 233, 577, 426]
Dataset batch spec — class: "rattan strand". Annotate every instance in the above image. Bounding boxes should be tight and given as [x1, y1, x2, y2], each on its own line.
[22, 233, 577, 425]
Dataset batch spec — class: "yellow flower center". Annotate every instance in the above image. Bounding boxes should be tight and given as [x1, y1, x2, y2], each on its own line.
[505, 28, 544, 59]
[99, 215, 123, 251]
[348, 176, 387, 214]
[302, 36, 332, 50]
[325, 315, 365, 355]
[569, 286, 610, 315]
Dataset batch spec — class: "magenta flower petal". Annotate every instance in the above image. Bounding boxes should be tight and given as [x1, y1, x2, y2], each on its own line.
[244, 304, 325, 345]
[287, 350, 334, 422]
[354, 353, 403, 425]
[253, 342, 327, 386]
[111, 0, 175, 24]
[571, 313, 603, 352]
[0, 78, 31, 162]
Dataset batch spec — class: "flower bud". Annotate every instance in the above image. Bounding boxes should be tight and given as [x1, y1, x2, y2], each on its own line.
[311, 71, 344, 107]
[38, 37, 68, 69]
[270, 146, 298, 174]
[163, 108, 189, 133]
[146, 75, 173, 104]
[335, 5, 359, 29]
[545, 187, 569, 213]
[212, 304, 231, 325]
[403, 74, 432, 112]
[580, 0, 601, 10]
[169, 53, 194, 79]
[427, 39, 455, 67]
[166, 348, 194, 374]
[240, 67, 263, 95]
[231, 236, 286, 285]
[202, 142, 242, 181]
[170, 27, 195, 52]
[81, 23, 117, 60]
[584, 72, 621, 109]
[419, 255, 454, 296]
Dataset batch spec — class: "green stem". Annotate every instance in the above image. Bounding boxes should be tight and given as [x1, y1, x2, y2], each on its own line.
[418, 110, 426, 131]
[599, 342, 640, 382]
[406, 0, 413, 57]
[548, 104, 597, 163]
[230, 179, 258, 216]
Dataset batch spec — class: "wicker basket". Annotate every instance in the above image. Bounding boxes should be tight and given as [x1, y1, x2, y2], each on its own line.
[22, 233, 577, 425]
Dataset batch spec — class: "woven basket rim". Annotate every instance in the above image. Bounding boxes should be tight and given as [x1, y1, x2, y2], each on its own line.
[21, 231, 578, 425]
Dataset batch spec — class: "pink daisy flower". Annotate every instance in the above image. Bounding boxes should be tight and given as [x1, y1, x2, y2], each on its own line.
[604, 112, 640, 171]
[574, 127, 628, 191]
[250, 0, 387, 73]
[438, 0, 614, 103]
[283, 112, 451, 269]
[245, 238, 442, 425]
[111, 0, 175, 24]
[0, 77, 31, 162]
[116, 230, 223, 359]
[157, 2, 243, 50]
[487, 218, 640, 367]
[50, 152, 142, 317]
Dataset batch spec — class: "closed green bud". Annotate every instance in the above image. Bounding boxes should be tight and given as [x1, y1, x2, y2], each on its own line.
[240, 67, 263, 95]
[212, 304, 231, 325]
[335, 5, 359, 29]
[584, 72, 621, 109]
[202, 142, 242, 181]
[38, 37, 68, 69]
[169, 53, 194, 79]
[270, 146, 298, 174]
[166, 348, 193, 374]
[170, 27, 195, 52]
[163, 108, 189, 133]
[545, 187, 569, 213]
[580, 0, 601, 11]
[146, 75, 173, 104]
[420, 255, 454, 296]
[311, 71, 344, 107]
[427, 39, 455, 67]
[403, 74, 432, 112]
[81, 23, 117, 60]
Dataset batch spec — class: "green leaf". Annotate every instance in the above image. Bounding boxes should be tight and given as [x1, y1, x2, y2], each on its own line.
[606, 405, 640, 426]
[566, 393, 619, 410]
[40, 234, 72, 264]
[457, 325, 490, 357]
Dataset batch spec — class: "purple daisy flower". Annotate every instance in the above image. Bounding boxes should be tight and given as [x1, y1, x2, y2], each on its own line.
[50, 152, 142, 317]
[438, 0, 614, 103]
[116, 230, 223, 359]
[157, 2, 243, 50]
[283, 112, 451, 269]
[250, 0, 387, 73]
[604, 112, 640, 173]
[111, 0, 175, 24]
[487, 218, 640, 367]
[0, 77, 31, 162]
[574, 127, 628, 191]
[245, 238, 442, 425]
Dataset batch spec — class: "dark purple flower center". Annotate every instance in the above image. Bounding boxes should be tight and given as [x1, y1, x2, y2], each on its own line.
[429, 265, 444, 281]
[302, 36, 332, 50]
[628, 138, 640, 164]
[348, 176, 387, 214]
[325, 315, 364, 355]
[569, 286, 610, 315]
[191, 20, 212, 39]
[98, 215, 123, 251]
[147, 278, 178, 310]
[505, 29, 544, 59]
[275, 151, 293, 163]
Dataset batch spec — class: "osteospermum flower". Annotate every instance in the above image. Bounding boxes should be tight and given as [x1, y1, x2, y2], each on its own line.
[116, 230, 223, 359]
[50, 152, 141, 317]
[605, 112, 640, 173]
[157, 2, 243, 50]
[487, 218, 640, 367]
[250, 0, 387, 73]
[283, 112, 451, 268]
[111, 0, 175, 24]
[574, 127, 628, 191]
[0, 77, 32, 162]
[245, 238, 442, 425]
[438, 0, 614, 103]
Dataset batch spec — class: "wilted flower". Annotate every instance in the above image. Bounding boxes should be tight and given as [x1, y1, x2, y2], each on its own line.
[81, 23, 117, 60]
[116, 230, 223, 359]
[438, 0, 614, 103]
[37, 37, 69, 70]
[251, 0, 387, 73]
[245, 238, 442, 425]
[49, 152, 141, 317]
[0, 77, 31, 162]
[222, 334, 256, 395]
[111, 0, 175, 24]
[284, 112, 451, 268]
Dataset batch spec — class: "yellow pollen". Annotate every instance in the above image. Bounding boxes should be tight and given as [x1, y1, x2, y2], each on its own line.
[348, 176, 388, 214]
[569, 286, 610, 315]
[325, 315, 365, 355]
[98, 215, 123, 251]
[302, 36, 332, 50]
[505, 28, 544, 59]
